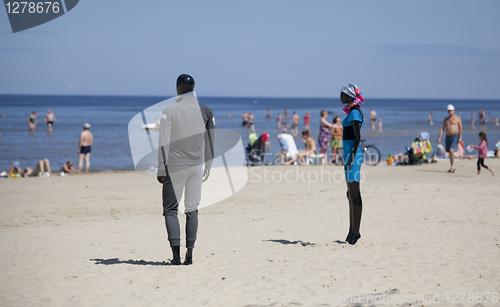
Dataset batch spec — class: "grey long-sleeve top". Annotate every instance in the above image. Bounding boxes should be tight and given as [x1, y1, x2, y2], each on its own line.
[157, 92, 215, 176]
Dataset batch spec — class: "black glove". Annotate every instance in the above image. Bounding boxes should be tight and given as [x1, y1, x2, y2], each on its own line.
[202, 169, 210, 182]
[157, 176, 166, 184]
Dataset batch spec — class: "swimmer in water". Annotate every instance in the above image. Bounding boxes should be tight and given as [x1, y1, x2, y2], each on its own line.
[242, 112, 249, 127]
[304, 111, 310, 132]
[45, 109, 57, 130]
[28, 111, 38, 131]
[370, 109, 377, 131]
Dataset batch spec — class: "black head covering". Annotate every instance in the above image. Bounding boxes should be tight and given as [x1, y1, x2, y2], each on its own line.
[176, 74, 195, 94]
[177, 74, 195, 85]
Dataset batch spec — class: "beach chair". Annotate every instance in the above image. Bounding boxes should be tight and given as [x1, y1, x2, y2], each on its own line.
[279, 133, 298, 164]
[306, 153, 325, 165]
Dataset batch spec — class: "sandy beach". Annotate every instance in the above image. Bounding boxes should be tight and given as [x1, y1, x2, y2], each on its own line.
[1, 159, 499, 306]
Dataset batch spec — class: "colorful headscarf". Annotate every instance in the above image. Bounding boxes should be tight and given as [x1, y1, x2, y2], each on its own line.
[340, 84, 364, 114]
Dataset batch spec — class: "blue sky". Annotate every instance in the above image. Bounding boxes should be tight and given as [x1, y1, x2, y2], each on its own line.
[1, 0, 499, 99]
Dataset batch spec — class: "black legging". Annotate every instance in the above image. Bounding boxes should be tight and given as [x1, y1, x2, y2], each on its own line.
[477, 158, 489, 171]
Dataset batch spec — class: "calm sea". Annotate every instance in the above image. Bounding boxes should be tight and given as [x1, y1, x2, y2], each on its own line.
[1, 95, 499, 172]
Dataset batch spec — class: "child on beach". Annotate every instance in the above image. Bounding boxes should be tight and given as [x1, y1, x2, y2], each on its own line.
[470, 132, 494, 177]
[61, 161, 75, 173]
[282, 122, 287, 134]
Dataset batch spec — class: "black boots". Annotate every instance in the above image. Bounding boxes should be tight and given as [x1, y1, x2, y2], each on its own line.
[182, 248, 193, 265]
[170, 246, 181, 265]
[169, 246, 194, 265]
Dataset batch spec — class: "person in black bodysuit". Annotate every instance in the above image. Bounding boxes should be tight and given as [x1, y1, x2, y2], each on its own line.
[157, 74, 215, 265]
[340, 84, 365, 245]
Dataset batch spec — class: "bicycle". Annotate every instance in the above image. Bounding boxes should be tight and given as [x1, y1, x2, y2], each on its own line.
[361, 139, 381, 166]
[329, 139, 381, 166]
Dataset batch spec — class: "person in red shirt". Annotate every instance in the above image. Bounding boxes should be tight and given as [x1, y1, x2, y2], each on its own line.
[304, 111, 310, 132]
[470, 132, 494, 177]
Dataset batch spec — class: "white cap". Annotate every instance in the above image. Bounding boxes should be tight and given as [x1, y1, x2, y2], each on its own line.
[83, 123, 91, 129]
[420, 131, 429, 141]
[447, 104, 455, 111]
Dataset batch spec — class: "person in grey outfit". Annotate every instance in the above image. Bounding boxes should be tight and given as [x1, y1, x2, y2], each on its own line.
[157, 74, 215, 265]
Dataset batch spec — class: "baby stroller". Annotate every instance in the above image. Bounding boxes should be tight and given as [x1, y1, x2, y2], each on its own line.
[246, 133, 271, 166]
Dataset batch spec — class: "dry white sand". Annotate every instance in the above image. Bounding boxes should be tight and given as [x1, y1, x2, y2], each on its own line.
[1, 159, 499, 306]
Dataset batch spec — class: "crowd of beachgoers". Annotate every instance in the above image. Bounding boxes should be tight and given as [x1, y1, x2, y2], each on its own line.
[1, 109, 92, 178]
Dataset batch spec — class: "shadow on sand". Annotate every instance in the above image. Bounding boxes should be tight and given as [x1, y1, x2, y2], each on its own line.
[264, 239, 315, 246]
[90, 258, 170, 266]
[265, 239, 349, 246]
[412, 169, 452, 173]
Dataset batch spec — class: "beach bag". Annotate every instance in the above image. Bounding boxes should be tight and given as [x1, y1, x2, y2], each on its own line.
[411, 141, 423, 155]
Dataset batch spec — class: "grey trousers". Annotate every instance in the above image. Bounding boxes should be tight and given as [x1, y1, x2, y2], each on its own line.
[162, 166, 202, 248]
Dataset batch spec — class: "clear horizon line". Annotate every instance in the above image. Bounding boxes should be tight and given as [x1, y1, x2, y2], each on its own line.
[0, 92, 499, 102]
